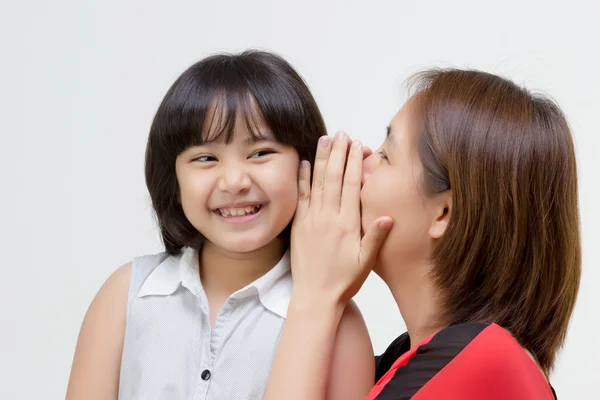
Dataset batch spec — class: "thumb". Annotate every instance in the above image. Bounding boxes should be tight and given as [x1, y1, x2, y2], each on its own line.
[295, 160, 311, 219]
[359, 217, 393, 268]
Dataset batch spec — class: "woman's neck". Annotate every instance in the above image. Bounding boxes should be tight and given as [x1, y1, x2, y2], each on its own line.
[199, 238, 286, 297]
[382, 262, 445, 349]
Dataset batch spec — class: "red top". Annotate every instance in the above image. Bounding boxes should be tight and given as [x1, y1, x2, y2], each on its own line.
[367, 323, 556, 399]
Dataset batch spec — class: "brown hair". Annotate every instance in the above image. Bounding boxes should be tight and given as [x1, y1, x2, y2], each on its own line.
[145, 51, 326, 254]
[409, 69, 581, 374]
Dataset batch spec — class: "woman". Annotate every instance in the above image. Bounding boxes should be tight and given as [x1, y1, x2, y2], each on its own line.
[265, 69, 580, 399]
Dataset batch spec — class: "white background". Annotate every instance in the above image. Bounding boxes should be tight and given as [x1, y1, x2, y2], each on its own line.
[2, 0, 599, 398]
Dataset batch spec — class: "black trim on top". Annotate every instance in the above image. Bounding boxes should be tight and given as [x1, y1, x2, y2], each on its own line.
[374, 322, 489, 400]
[375, 332, 411, 382]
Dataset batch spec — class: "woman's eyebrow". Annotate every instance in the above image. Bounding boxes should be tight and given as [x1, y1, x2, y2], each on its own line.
[386, 126, 397, 148]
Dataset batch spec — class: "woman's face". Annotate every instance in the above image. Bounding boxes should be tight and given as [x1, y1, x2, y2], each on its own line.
[361, 99, 448, 279]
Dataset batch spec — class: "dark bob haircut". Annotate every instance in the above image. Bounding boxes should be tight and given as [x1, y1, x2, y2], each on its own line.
[145, 50, 326, 254]
[410, 69, 580, 374]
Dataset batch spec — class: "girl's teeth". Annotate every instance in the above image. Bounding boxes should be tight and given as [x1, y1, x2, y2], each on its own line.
[219, 205, 260, 217]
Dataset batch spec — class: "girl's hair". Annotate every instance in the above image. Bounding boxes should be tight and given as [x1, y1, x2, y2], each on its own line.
[409, 69, 581, 375]
[145, 50, 326, 254]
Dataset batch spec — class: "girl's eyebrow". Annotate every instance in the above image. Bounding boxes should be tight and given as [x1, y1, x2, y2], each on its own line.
[245, 133, 276, 144]
[193, 133, 276, 147]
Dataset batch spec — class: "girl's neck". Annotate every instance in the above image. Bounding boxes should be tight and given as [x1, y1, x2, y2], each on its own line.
[383, 262, 445, 349]
[199, 238, 286, 297]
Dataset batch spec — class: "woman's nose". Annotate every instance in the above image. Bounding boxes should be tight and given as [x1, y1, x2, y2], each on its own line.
[362, 151, 378, 185]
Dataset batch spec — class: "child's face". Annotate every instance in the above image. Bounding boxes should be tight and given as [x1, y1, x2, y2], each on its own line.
[175, 109, 300, 254]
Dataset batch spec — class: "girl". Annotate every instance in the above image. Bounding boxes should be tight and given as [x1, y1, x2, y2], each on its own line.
[266, 69, 580, 399]
[66, 51, 375, 400]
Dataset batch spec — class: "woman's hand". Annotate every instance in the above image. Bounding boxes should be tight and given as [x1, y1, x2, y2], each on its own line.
[291, 131, 393, 305]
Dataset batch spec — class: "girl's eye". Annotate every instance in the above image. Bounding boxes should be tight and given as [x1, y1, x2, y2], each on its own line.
[249, 149, 275, 159]
[193, 155, 217, 162]
[378, 150, 389, 162]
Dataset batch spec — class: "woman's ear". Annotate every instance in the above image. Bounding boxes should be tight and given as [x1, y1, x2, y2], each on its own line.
[429, 190, 452, 239]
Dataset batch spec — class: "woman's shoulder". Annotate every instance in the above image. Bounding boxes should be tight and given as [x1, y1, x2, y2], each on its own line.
[374, 323, 496, 393]
[370, 323, 555, 400]
[423, 322, 526, 369]
[410, 322, 547, 383]
[418, 323, 554, 398]
[428, 323, 545, 374]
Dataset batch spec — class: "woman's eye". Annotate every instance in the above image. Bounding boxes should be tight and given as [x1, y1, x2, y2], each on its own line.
[193, 155, 217, 162]
[250, 149, 275, 158]
[378, 151, 389, 162]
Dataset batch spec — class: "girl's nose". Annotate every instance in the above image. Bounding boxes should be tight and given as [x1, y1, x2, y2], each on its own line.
[218, 164, 251, 194]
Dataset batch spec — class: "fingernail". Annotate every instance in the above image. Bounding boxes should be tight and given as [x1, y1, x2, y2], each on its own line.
[352, 140, 362, 149]
[319, 136, 330, 148]
[335, 131, 346, 141]
[378, 218, 393, 230]
[300, 160, 310, 170]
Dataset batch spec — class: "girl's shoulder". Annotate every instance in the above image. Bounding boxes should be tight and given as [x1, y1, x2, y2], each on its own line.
[127, 250, 182, 298]
[131, 250, 175, 270]
[66, 260, 133, 398]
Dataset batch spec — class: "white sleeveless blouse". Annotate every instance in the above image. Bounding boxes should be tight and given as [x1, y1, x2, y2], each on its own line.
[118, 247, 292, 400]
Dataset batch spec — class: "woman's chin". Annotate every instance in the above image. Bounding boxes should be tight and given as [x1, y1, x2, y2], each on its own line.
[372, 260, 385, 277]
[360, 214, 374, 237]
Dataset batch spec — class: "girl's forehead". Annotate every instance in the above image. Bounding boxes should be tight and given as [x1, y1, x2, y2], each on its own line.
[201, 99, 271, 145]
[222, 126, 276, 144]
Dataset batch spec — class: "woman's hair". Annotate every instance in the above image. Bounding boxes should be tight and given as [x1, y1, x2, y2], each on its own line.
[145, 50, 326, 255]
[409, 69, 581, 374]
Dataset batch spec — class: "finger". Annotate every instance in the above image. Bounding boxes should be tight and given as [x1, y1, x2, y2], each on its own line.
[296, 160, 311, 219]
[323, 131, 351, 212]
[362, 146, 372, 160]
[344, 140, 371, 159]
[340, 140, 363, 224]
[358, 217, 394, 269]
[310, 135, 332, 211]
[343, 137, 367, 157]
